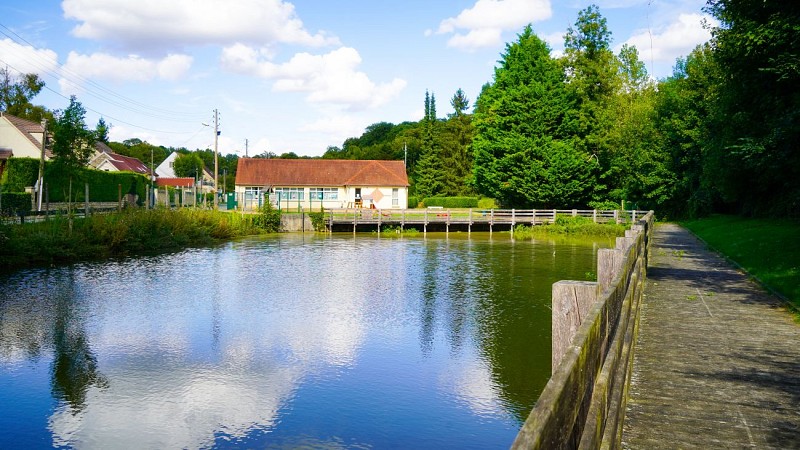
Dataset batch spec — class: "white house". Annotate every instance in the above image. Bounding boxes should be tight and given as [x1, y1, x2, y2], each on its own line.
[156, 152, 214, 192]
[0, 112, 50, 176]
[235, 158, 409, 210]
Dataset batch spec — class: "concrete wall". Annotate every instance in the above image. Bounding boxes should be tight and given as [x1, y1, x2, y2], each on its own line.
[280, 213, 314, 232]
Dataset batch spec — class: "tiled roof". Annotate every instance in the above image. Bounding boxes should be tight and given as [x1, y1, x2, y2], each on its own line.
[1, 112, 45, 149]
[95, 142, 150, 174]
[235, 158, 409, 187]
[156, 177, 195, 187]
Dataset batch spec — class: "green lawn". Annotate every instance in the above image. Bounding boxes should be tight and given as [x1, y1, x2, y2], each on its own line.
[682, 215, 800, 312]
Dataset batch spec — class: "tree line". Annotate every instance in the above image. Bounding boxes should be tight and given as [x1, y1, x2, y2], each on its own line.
[3, 1, 796, 217]
[323, 1, 799, 218]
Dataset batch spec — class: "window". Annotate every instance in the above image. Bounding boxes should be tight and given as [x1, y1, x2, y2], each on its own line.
[274, 187, 304, 201]
[392, 188, 399, 207]
[244, 187, 263, 209]
[309, 187, 338, 200]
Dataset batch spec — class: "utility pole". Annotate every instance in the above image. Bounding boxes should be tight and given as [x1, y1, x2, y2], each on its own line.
[213, 109, 219, 209]
[36, 119, 47, 211]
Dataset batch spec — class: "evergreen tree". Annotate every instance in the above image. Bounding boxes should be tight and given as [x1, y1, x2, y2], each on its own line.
[473, 25, 596, 207]
[415, 90, 445, 198]
[95, 117, 110, 144]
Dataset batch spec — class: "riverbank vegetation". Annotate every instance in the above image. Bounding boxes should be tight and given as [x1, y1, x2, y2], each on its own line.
[0, 206, 281, 270]
[682, 216, 800, 313]
[513, 215, 627, 240]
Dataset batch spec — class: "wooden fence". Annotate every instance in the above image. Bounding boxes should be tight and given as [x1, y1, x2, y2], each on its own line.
[326, 208, 647, 233]
[512, 211, 654, 449]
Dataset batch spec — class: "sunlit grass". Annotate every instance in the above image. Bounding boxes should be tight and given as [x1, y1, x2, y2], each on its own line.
[682, 215, 800, 315]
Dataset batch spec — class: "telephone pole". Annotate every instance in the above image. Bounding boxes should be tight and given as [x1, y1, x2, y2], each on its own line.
[36, 119, 47, 211]
[213, 109, 219, 209]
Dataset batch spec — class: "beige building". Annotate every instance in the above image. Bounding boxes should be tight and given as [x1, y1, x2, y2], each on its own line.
[0, 112, 50, 176]
[235, 158, 409, 211]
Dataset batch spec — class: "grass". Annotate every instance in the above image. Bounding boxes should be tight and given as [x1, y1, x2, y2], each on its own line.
[513, 215, 628, 239]
[0, 207, 279, 271]
[682, 215, 800, 313]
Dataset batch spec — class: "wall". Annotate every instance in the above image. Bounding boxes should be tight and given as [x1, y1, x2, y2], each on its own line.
[0, 117, 42, 159]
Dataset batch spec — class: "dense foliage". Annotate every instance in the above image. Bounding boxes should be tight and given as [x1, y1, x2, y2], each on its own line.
[0, 192, 32, 215]
[2, 1, 795, 218]
[0, 209, 279, 270]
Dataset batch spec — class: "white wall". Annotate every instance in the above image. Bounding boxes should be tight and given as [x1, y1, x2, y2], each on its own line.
[234, 185, 408, 210]
[0, 117, 43, 159]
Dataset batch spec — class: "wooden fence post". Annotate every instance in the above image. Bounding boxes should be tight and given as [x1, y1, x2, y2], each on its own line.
[552, 281, 599, 372]
[85, 183, 89, 216]
[598, 248, 625, 294]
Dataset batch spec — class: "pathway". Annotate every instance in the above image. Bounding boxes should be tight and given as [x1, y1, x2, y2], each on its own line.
[622, 223, 800, 449]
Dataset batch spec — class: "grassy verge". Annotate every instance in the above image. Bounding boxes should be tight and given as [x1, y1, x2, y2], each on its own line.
[682, 215, 800, 313]
[0, 207, 281, 271]
[514, 215, 628, 239]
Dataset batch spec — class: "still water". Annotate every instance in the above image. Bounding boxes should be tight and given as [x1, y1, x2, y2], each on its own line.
[0, 233, 609, 449]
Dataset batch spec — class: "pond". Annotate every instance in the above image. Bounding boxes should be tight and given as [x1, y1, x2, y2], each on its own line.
[0, 232, 611, 449]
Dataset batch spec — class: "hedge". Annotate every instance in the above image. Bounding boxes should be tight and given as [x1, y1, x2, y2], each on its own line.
[0, 158, 148, 204]
[408, 196, 420, 208]
[421, 197, 479, 208]
[0, 192, 32, 215]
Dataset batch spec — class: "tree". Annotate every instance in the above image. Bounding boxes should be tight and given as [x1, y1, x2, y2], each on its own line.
[415, 90, 445, 197]
[0, 68, 51, 123]
[95, 118, 110, 143]
[51, 96, 95, 170]
[450, 88, 470, 118]
[173, 152, 206, 178]
[703, 0, 800, 215]
[473, 25, 596, 207]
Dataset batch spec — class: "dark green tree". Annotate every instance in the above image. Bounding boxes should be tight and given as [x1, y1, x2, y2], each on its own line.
[173, 152, 206, 178]
[704, 0, 800, 214]
[95, 117, 110, 143]
[51, 96, 95, 170]
[473, 25, 596, 207]
[0, 68, 51, 123]
[415, 90, 445, 198]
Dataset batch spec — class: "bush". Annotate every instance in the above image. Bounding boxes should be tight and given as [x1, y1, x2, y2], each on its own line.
[477, 197, 499, 209]
[0, 158, 40, 192]
[422, 197, 479, 208]
[589, 200, 622, 211]
[308, 207, 327, 231]
[407, 196, 420, 208]
[253, 202, 282, 232]
[0, 192, 32, 215]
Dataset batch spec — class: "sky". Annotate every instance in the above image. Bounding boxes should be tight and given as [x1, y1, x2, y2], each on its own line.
[0, 0, 716, 158]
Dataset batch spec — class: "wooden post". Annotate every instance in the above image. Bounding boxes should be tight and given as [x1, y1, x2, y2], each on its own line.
[598, 248, 624, 294]
[85, 183, 89, 216]
[552, 281, 599, 372]
[593, 209, 597, 223]
[118, 184, 122, 211]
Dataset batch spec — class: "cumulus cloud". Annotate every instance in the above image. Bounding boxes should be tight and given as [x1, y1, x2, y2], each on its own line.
[432, 0, 552, 50]
[220, 45, 406, 110]
[621, 13, 716, 64]
[62, 52, 193, 83]
[0, 38, 58, 76]
[62, 0, 338, 51]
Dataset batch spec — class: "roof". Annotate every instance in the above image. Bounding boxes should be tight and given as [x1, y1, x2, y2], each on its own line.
[236, 158, 409, 187]
[156, 177, 195, 187]
[94, 142, 150, 174]
[0, 112, 47, 154]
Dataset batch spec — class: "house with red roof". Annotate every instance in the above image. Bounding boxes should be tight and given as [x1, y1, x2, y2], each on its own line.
[88, 142, 151, 175]
[235, 158, 409, 210]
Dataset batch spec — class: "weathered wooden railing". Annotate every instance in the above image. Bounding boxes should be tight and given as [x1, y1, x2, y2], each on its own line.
[512, 210, 654, 449]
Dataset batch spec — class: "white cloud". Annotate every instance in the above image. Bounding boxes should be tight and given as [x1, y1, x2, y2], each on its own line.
[59, 52, 192, 93]
[221, 45, 406, 110]
[62, 0, 339, 51]
[433, 0, 553, 50]
[0, 38, 58, 76]
[621, 13, 716, 64]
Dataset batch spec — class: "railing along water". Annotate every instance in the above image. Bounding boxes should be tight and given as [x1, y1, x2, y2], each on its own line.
[512, 210, 654, 449]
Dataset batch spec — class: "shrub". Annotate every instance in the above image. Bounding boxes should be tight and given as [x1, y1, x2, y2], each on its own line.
[0, 158, 39, 192]
[588, 200, 622, 211]
[0, 192, 32, 215]
[407, 196, 420, 208]
[477, 197, 499, 209]
[422, 197, 479, 208]
[308, 207, 327, 231]
[253, 202, 282, 232]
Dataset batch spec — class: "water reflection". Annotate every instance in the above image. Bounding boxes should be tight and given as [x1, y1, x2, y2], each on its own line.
[0, 233, 609, 448]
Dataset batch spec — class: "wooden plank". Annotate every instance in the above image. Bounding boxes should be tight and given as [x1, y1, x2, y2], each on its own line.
[552, 281, 599, 372]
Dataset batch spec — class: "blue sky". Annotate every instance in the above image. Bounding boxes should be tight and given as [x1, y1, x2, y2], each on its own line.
[0, 0, 714, 157]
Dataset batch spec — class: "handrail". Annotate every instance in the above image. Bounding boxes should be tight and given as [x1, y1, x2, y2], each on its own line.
[511, 211, 654, 449]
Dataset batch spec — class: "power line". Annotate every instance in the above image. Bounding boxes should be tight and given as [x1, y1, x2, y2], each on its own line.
[0, 22, 209, 128]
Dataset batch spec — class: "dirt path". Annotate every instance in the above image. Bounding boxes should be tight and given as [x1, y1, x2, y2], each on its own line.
[622, 223, 800, 449]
